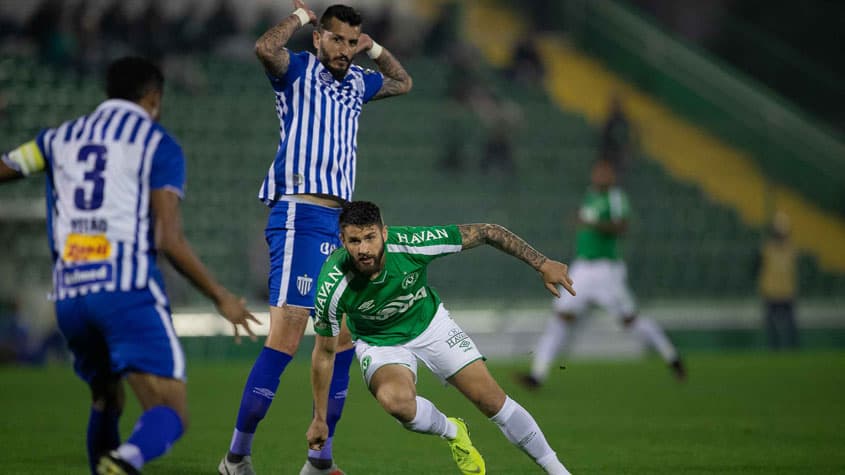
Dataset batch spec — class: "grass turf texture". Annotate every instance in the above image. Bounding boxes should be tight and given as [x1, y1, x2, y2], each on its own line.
[2, 352, 844, 474]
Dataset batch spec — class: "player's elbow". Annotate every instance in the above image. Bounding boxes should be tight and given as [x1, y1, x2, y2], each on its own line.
[156, 227, 184, 256]
[401, 75, 414, 94]
[254, 40, 273, 63]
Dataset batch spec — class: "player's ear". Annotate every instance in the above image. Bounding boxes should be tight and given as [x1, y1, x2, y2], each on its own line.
[381, 225, 387, 242]
[312, 29, 321, 51]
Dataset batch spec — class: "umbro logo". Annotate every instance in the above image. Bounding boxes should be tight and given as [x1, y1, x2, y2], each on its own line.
[358, 300, 375, 312]
[252, 387, 275, 400]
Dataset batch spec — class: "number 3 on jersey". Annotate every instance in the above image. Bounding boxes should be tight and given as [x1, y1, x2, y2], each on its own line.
[74, 144, 107, 210]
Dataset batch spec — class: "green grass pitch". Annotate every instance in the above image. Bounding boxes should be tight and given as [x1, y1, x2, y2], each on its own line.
[2, 352, 844, 474]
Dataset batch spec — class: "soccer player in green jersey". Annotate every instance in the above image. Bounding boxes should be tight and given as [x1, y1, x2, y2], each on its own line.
[520, 160, 685, 389]
[306, 201, 575, 475]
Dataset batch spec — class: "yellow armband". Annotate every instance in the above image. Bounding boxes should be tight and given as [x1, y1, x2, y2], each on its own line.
[2, 140, 46, 176]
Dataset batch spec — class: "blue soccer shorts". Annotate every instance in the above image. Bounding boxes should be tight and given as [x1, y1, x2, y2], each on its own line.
[265, 198, 342, 310]
[55, 270, 186, 383]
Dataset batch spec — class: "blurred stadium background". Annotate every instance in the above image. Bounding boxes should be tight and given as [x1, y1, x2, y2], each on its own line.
[2, 0, 845, 473]
[1, 0, 843, 360]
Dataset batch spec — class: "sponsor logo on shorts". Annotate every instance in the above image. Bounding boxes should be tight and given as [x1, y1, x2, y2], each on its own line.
[401, 272, 418, 289]
[446, 328, 470, 349]
[361, 355, 372, 373]
[297, 274, 313, 296]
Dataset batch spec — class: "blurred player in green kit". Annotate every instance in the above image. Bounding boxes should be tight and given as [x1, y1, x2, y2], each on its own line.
[519, 160, 686, 389]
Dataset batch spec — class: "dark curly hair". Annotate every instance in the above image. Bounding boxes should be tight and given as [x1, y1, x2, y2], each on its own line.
[106, 57, 163, 102]
[339, 201, 382, 227]
[320, 4, 363, 30]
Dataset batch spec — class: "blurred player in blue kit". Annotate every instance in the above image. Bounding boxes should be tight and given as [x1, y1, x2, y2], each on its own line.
[0, 57, 258, 474]
[217, 1, 412, 475]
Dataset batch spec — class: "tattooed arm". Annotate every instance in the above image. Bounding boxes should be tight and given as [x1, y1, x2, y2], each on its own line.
[458, 224, 576, 297]
[254, 0, 317, 77]
[356, 34, 413, 100]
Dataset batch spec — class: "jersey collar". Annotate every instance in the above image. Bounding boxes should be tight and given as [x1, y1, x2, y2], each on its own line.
[96, 99, 151, 119]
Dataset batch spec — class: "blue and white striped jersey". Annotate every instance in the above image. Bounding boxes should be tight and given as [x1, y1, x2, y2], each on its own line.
[258, 50, 383, 204]
[3, 99, 185, 300]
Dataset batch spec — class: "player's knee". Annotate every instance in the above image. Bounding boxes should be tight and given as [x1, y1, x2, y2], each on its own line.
[468, 385, 507, 418]
[265, 305, 310, 353]
[90, 377, 124, 412]
[375, 386, 416, 422]
[177, 408, 190, 434]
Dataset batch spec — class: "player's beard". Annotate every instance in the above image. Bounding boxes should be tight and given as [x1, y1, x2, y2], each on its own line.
[353, 247, 385, 276]
[320, 51, 351, 78]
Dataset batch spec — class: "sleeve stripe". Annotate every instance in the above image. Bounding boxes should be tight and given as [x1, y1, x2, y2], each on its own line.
[387, 244, 462, 255]
[327, 272, 354, 335]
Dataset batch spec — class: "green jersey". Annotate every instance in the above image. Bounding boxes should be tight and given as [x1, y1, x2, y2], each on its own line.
[575, 187, 630, 260]
[313, 225, 463, 346]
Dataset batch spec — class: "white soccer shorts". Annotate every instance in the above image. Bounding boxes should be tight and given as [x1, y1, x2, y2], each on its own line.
[355, 304, 484, 387]
[553, 259, 637, 318]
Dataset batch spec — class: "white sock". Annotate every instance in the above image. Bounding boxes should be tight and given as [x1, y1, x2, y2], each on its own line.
[630, 317, 678, 362]
[116, 443, 143, 470]
[490, 396, 570, 474]
[531, 317, 570, 381]
[402, 396, 457, 439]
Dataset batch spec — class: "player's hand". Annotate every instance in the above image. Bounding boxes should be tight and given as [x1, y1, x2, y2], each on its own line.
[215, 291, 261, 344]
[539, 259, 575, 297]
[293, 0, 317, 25]
[306, 418, 329, 450]
[355, 33, 374, 56]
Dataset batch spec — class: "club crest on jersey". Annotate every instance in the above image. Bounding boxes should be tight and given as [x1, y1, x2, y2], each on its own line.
[318, 69, 334, 84]
[401, 272, 419, 289]
[296, 274, 313, 296]
[320, 242, 337, 256]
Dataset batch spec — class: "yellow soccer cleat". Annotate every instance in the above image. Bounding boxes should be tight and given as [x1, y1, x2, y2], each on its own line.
[446, 417, 486, 475]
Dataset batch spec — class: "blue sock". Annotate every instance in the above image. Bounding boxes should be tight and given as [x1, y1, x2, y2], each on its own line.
[308, 348, 354, 463]
[117, 406, 183, 470]
[87, 407, 120, 474]
[229, 347, 292, 456]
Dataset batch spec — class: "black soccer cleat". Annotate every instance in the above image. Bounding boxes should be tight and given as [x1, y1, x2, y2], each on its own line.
[514, 373, 542, 390]
[669, 358, 687, 382]
[97, 450, 140, 475]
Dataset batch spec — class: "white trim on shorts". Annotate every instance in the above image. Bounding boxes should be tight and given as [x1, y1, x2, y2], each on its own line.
[275, 200, 298, 307]
[148, 278, 186, 380]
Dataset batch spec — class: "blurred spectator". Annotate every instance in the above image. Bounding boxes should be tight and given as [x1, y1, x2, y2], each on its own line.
[507, 35, 545, 86]
[26, 0, 78, 68]
[439, 44, 520, 176]
[423, 0, 462, 57]
[753, 212, 799, 350]
[599, 94, 636, 176]
[476, 89, 520, 176]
